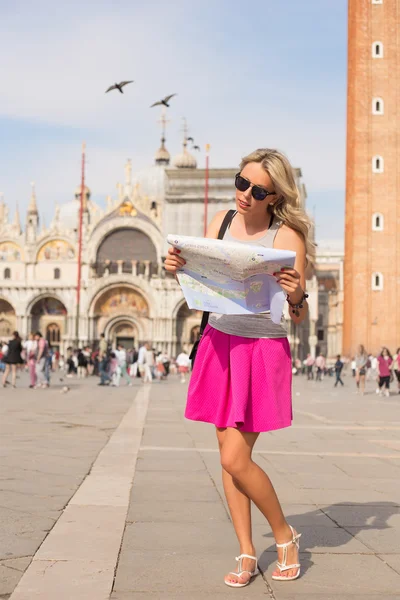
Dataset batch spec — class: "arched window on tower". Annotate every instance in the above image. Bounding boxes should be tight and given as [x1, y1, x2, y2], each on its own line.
[372, 97, 384, 115]
[372, 272, 384, 291]
[372, 42, 384, 58]
[54, 268, 61, 280]
[4, 268, 11, 279]
[372, 155, 384, 173]
[372, 213, 384, 231]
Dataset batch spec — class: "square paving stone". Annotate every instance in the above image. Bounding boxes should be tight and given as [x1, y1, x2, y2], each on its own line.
[378, 554, 400, 575]
[127, 499, 229, 524]
[10, 559, 113, 600]
[114, 550, 267, 595]
[252, 504, 337, 527]
[319, 504, 400, 527]
[130, 481, 221, 503]
[346, 526, 400, 553]
[120, 522, 237, 555]
[132, 470, 213, 487]
[135, 456, 206, 472]
[35, 505, 126, 562]
[256, 525, 371, 554]
[261, 553, 400, 596]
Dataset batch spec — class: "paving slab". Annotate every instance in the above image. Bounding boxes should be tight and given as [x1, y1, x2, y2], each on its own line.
[3, 372, 400, 598]
[261, 553, 400, 596]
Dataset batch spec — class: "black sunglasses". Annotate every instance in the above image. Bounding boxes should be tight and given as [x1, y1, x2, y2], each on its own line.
[235, 173, 276, 201]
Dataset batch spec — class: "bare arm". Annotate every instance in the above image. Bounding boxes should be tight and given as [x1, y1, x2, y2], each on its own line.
[274, 225, 308, 325]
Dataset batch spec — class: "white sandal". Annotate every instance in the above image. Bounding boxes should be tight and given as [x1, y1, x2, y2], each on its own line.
[272, 525, 301, 581]
[224, 553, 258, 588]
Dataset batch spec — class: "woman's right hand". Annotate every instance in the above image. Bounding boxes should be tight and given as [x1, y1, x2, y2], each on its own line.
[164, 246, 186, 274]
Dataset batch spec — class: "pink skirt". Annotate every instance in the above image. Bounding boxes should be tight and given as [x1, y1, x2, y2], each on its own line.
[185, 325, 292, 433]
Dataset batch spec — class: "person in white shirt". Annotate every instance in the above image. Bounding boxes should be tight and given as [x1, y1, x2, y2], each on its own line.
[113, 344, 132, 387]
[176, 351, 191, 383]
[138, 342, 153, 383]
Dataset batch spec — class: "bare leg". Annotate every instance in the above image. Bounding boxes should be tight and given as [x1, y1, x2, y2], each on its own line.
[11, 365, 17, 387]
[360, 374, 365, 394]
[2, 364, 10, 386]
[220, 427, 299, 580]
[217, 428, 256, 585]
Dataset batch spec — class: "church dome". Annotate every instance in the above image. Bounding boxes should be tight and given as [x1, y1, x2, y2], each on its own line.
[74, 185, 91, 199]
[173, 148, 197, 169]
[155, 144, 170, 165]
[58, 200, 80, 230]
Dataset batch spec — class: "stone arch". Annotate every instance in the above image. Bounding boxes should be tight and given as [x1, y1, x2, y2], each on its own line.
[94, 227, 158, 277]
[0, 241, 24, 262]
[175, 302, 202, 354]
[104, 315, 144, 349]
[88, 219, 162, 265]
[90, 284, 150, 344]
[0, 298, 16, 341]
[29, 296, 68, 345]
[36, 238, 75, 262]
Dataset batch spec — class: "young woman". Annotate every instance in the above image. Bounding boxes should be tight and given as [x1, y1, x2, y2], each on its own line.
[376, 347, 393, 397]
[165, 148, 314, 587]
[355, 345, 368, 396]
[2, 331, 23, 388]
[393, 347, 400, 394]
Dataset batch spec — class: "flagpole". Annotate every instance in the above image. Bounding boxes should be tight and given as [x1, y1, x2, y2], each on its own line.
[75, 142, 85, 346]
[204, 144, 210, 237]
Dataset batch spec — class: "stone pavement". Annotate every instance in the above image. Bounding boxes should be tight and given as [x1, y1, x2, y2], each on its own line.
[2, 371, 400, 599]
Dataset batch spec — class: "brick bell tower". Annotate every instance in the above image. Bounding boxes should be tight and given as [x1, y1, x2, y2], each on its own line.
[343, 0, 400, 357]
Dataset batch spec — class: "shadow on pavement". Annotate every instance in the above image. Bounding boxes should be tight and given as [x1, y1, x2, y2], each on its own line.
[258, 501, 399, 576]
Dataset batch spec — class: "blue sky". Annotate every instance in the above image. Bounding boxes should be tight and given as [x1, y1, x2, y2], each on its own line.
[0, 0, 347, 242]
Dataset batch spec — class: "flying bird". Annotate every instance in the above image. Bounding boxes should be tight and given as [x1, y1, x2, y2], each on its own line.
[187, 137, 194, 142]
[105, 81, 134, 94]
[193, 145, 200, 151]
[150, 94, 177, 108]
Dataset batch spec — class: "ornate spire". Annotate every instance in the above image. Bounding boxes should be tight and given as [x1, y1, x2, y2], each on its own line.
[155, 107, 170, 165]
[0, 192, 4, 223]
[172, 117, 197, 169]
[125, 159, 132, 186]
[14, 203, 21, 233]
[28, 181, 38, 214]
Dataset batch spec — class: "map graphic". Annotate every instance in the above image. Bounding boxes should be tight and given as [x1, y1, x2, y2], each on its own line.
[167, 235, 296, 324]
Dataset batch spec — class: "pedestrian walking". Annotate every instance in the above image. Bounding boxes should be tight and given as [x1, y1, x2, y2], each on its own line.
[114, 344, 133, 386]
[34, 332, 49, 388]
[393, 348, 400, 394]
[165, 148, 313, 587]
[315, 353, 325, 381]
[77, 349, 88, 378]
[355, 345, 368, 395]
[376, 347, 393, 397]
[24, 332, 37, 388]
[2, 331, 23, 388]
[305, 353, 314, 380]
[351, 357, 356, 377]
[334, 354, 344, 387]
[176, 350, 191, 383]
[137, 342, 153, 383]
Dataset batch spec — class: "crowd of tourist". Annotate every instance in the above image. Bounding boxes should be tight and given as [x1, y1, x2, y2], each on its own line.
[0, 330, 191, 389]
[300, 345, 400, 396]
[1, 330, 400, 397]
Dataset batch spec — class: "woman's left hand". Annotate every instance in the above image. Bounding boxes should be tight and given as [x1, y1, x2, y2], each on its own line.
[273, 267, 303, 302]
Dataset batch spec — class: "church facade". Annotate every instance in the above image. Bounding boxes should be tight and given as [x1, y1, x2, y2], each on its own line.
[0, 133, 317, 358]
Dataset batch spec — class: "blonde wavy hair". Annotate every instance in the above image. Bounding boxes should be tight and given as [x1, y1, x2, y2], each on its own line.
[240, 148, 316, 263]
